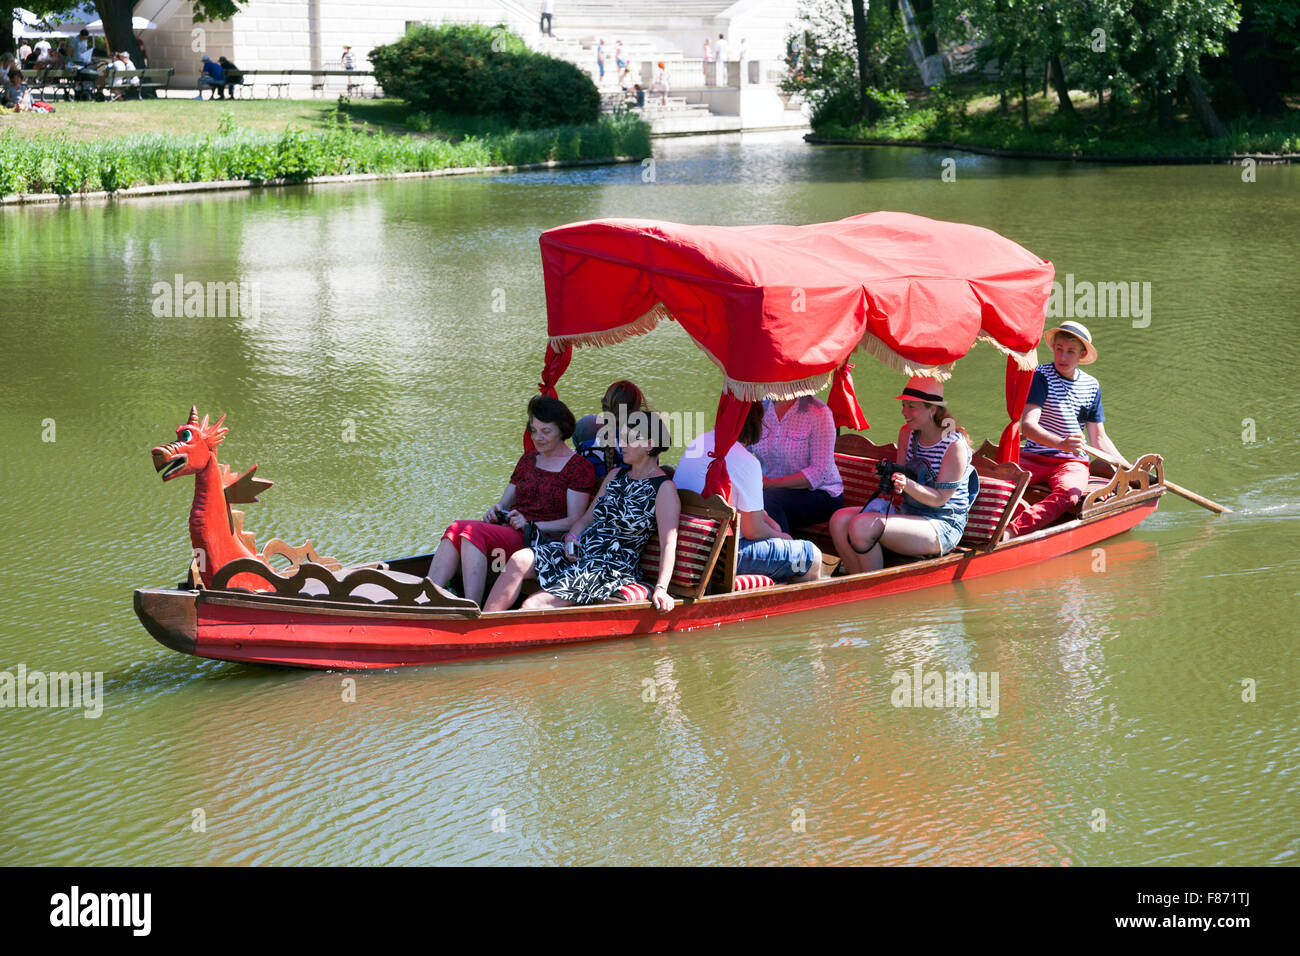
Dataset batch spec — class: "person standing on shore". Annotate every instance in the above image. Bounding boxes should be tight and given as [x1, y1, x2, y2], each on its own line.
[702, 37, 711, 83]
[738, 36, 749, 84]
[539, 0, 554, 37]
[596, 38, 606, 83]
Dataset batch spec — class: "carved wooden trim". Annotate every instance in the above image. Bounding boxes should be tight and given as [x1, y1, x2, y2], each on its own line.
[259, 538, 342, 573]
[676, 489, 734, 600]
[209, 559, 481, 614]
[1079, 454, 1165, 518]
[968, 452, 1032, 551]
[836, 433, 898, 461]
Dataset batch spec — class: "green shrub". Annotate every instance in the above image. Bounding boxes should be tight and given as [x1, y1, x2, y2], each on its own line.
[370, 23, 599, 128]
[0, 114, 648, 195]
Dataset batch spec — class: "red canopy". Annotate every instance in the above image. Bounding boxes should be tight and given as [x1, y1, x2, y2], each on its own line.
[535, 212, 1054, 496]
[539, 211, 1054, 397]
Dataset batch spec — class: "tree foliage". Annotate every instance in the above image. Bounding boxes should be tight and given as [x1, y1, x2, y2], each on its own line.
[370, 24, 599, 129]
[783, 0, 915, 127]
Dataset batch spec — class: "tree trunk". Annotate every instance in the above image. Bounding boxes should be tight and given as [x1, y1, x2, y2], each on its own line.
[1042, 58, 1049, 97]
[1, 6, 15, 56]
[850, 0, 876, 122]
[1097, 87, 1107, 127]
[1049, 53, 1076, 118]
[910, 0, 940, 58]
[1000, 87, 1008, 115]
[1184, 67, 1228, 138]
[1019, 57, 1029, 129]
[93, 0, 145, 65]
[1108, 87, 1119, 125]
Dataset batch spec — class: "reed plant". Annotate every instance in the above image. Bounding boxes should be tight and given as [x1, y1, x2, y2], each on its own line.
[0, 113, 649, 195]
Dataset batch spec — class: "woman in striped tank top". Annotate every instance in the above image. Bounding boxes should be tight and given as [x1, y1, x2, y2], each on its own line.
[830, 376, 979, 574]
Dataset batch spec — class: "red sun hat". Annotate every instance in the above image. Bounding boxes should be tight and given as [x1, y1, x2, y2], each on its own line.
[895, 375, 945, 405]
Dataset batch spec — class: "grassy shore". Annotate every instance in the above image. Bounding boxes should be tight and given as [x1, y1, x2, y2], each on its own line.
[813, 85, 1300, 159]
[0, 99, 651, 195]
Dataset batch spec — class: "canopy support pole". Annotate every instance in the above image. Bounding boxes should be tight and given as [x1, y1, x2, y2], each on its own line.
[702, 392, 752, 503]
[524, 342, 573, 451]
[997, 356, 1034, 463]
[827, 362, 870, 431]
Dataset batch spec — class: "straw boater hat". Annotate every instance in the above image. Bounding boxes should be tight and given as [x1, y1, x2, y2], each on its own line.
[895, 376, 946, 406]
[1045, 320, 1098, 364]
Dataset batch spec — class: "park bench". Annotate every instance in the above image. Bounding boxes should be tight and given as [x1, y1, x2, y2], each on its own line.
[139, 68, 173, 96]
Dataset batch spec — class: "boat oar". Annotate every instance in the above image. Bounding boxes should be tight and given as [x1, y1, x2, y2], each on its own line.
[1082, 443, 1232, 514]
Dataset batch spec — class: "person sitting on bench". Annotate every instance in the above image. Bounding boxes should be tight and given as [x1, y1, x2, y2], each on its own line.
[830, 376, 978, 573]
[674, 402, 822, 584]
[1003, 321, 1126, 539]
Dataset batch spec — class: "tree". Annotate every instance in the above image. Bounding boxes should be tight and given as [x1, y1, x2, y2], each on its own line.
[850, 0, 877, 118]
[92, 0, 242, 67]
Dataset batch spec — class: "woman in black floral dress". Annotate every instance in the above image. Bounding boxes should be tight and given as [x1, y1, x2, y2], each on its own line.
[484, 412, 680, 613]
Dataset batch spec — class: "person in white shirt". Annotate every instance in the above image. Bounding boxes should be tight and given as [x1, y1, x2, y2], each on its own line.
[715, 34, 728, 63]
[539, 0, 554, 37]
[737, 37, 749, 84]
[108, 51, 139, 99]
[673, 403, 822, 583]
[18, 42, 31, 63]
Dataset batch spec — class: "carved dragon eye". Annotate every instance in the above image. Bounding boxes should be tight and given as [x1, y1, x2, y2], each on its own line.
[180, 429, 193, 442]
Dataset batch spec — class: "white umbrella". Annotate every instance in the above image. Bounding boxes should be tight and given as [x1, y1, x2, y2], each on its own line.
[12, 5, 156, 38]
[84, 17, 160, 34]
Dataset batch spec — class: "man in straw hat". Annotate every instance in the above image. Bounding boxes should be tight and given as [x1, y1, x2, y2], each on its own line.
[1004, 321, 1126, 539]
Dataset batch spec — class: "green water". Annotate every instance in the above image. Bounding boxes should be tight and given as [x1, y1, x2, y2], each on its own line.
[1, 132, 1296, 865]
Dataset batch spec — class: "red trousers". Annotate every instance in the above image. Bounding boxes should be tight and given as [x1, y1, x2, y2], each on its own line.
[1007, 452, 1091, 536]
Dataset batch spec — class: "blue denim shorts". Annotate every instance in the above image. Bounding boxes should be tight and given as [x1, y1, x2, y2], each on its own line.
[858, 498, 964, 555]
[738, 537, 818, 581]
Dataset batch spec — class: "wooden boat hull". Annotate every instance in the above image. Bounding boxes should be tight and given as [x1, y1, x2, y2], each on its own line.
[134, 494, 1160, 670]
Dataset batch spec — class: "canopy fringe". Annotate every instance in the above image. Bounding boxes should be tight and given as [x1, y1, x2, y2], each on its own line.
[975, 331, 1039, 370]
[548, 303, 670, 351]
[723, 371, 834, 402]
[854, 332, 956, 381]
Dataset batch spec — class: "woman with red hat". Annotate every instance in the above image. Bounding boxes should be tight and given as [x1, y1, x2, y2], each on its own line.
[830, 376, 978, 574]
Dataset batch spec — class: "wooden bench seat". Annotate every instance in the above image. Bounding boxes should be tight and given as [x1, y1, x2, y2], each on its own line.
[615, 489, 733, 601]
[797, 434, 1029, 551]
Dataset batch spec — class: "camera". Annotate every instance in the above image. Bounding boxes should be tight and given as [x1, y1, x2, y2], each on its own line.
[491, 506, 513, 525]
[875, 459, 921, 482]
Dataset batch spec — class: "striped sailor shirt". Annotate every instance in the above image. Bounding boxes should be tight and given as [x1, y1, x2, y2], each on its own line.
[1021, 362, 1105, 460]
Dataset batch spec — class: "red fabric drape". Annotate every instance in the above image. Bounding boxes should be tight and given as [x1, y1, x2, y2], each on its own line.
[540, 214, 1053, 389]
[539, 342, 572, 397]
[702, 393, 752, 503]
[525, 342, 574, 451]
[997, 356, 1035, 463]
[827, 362, 870, 431]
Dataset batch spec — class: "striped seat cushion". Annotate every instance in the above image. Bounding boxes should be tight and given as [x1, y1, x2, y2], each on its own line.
[640, 513, 724, 594]
[962, 475, 1019, 544]
[836, 454, 883, 507]
[733, 573, 777, 591]
[617, 582, 651, 602]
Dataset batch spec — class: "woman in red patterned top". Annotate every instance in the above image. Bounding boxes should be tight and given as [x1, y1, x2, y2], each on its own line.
[427, 395, 597, 606]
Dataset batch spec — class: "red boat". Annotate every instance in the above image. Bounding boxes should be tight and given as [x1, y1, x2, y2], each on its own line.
[134, 212, 1168, 669]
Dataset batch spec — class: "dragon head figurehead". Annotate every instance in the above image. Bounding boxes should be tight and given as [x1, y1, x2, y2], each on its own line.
[151, 406, 227, 482]
[151, 406, 273, 589]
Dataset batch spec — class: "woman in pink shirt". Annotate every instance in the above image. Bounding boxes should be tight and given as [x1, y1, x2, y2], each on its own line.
[747, 396, 843, 533]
